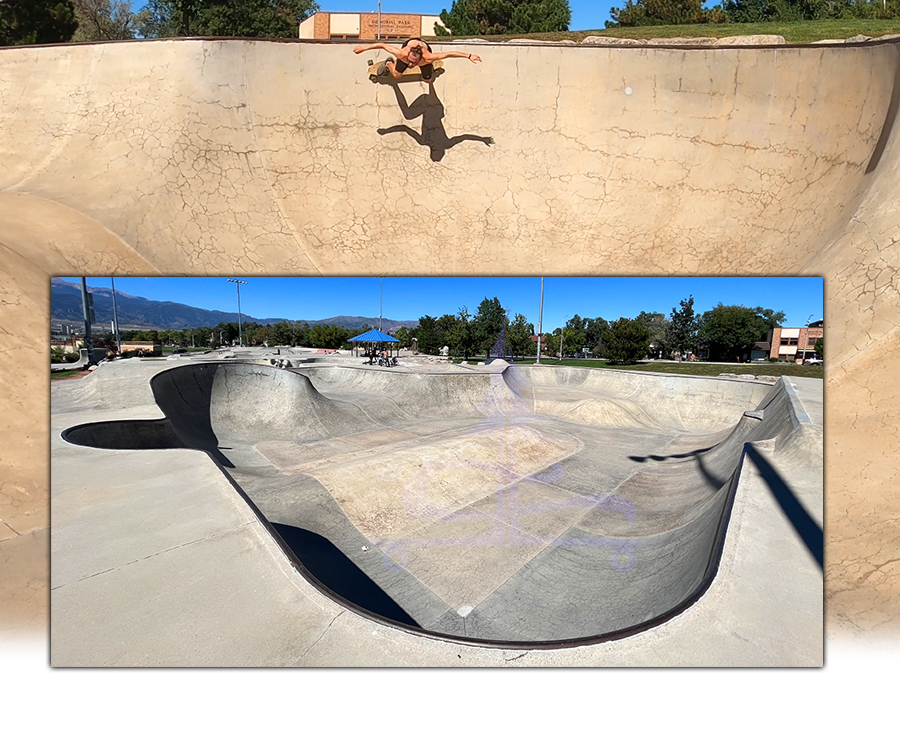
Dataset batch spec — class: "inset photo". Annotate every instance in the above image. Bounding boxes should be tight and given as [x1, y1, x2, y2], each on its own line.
[50, 276, 823, 667]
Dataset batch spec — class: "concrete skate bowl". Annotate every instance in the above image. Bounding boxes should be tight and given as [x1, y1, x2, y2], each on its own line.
[61, 362, 819, 646]
[2, 37, 900, 294]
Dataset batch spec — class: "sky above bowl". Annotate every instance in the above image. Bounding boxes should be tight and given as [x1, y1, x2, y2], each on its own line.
[58, 277, 824, 332]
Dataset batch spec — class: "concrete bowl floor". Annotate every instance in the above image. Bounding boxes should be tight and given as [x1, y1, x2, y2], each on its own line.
[60, 361, 819, 645]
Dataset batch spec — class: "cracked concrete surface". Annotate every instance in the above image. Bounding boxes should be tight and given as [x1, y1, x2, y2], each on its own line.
[0, 37, 895, 653]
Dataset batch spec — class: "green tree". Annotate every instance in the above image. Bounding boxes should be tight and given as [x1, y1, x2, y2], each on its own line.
[138, 0, 317, 38]
[608, 0, 725, 26]
[415, 315, 440, 355]
[240, 320, 260, 345]
[132, 328, 161, 343]
[253, 325, 270, 346]
[267, 320, 295, 346]
[293, 321, 311, 347]
[507, 313, 535, 359]
[438, 0, 570, 36]
[814, 337, 823, 359]
[308, 324, 349, 349]
[668, 295, 699, 359]
[635, 311, 671, 357]
[544, 326, 580, 358]
[698, 304, 772, 362]
[447, 308, 475, 359]
[585, 316, 610, 355]
[436, 313, 458, 352]
[602, 318, 650, 364]
[137, 0, 202, 36]
[0, 0, 78, 45]
[393, 326, 412, 348]
[564, 315, 587, 353]
[199, 0, 318, 37]
[753, 306, 787, 333]
[213, 321, 239, 345]
[72, 0, 136, 40]
[472, 297, 506, 356]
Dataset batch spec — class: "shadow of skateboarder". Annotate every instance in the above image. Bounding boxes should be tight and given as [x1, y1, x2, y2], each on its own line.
[377, 83, 494, 162]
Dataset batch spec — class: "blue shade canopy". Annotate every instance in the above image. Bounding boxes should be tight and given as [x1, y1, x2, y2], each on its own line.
[348, 329, 400, 342]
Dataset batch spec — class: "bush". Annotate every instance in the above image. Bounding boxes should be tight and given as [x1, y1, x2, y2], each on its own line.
[64, 351, 81, 362]
[602, 318, 651, 364]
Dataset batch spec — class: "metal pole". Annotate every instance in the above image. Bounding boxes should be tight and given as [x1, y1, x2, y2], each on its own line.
[228, 279, 248, 346]
[379, 277, 383, 331]
[378, 0, 381, 40]
[559, 320, 564, 361]
[802, 314, 812, 364]
[536, 277, 544, 365]
[110, 277, 121, 355]
[80, 278, 93, 362]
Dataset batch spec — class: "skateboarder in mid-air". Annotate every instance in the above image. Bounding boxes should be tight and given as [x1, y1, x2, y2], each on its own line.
[353, 38, 482, 83]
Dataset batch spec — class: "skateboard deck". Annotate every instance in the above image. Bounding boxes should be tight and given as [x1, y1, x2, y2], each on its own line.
[367, 58, 444, 83]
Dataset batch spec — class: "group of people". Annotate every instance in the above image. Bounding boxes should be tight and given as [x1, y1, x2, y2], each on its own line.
[365, 347, 397, 366]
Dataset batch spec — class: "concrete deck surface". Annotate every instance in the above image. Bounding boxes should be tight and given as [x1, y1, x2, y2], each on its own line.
[49, 357, 821, 665]
[0, 35, 894, 655]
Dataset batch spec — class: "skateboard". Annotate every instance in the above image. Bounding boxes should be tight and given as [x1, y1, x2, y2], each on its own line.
[367, 58, 444, 83]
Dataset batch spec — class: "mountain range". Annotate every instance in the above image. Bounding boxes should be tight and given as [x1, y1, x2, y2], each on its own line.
[50, 279, 418, 332]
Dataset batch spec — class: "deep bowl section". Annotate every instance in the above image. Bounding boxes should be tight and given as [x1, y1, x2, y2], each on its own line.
[64, 362, 796, 644]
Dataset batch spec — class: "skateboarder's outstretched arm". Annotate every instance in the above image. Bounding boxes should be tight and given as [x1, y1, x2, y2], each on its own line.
[354, 42, 405, 56]
[429, 51, 482, 64]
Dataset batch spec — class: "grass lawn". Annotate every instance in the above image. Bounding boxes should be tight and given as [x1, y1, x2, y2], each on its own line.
[437, 19, 900, 44]
[51, 369, 90, 381]
[505, 358, 823, 378]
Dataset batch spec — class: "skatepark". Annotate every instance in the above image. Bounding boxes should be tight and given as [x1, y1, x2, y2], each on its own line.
[0, 34, 897, 662]
[48, 351, 822, 664]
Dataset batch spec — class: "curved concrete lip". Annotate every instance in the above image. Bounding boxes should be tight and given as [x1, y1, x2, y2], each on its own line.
[55, 359, 822, 655]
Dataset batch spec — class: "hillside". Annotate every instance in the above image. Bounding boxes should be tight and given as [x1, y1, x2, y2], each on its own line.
[50, 279, 418, 332]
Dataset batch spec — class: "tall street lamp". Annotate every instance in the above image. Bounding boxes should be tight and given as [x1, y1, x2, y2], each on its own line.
[110, 276, 121, 354]
[559, 318, 566, 361]
[80, 277, 94, 361]
[535, 277, 544, 365]
[377, 277, 384, 331]
[227, 279, 247, 346]
[802, 314, 813, 364]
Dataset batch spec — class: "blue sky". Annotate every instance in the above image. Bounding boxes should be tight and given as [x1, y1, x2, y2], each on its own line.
[129, 1, 622, 33]
[59, 277, 824, 331]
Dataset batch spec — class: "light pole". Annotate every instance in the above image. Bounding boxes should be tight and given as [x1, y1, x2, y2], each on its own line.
[377, 0, 381, 39]
[377, 277, 384, 331]
[559, 318, 565, 361]
[227, 279, 247, 346]
[110, 277, 122, 355]
[802, 314, 813, 364]
[80, 278, 94, 362]
[535, 277, 544, 365]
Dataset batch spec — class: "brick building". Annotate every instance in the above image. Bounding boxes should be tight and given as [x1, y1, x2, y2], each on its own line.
[767, 320, 824, 362]
[530, 334, 548, 352]
[299, 12, 446, 40]
[120, 342, 162, 355]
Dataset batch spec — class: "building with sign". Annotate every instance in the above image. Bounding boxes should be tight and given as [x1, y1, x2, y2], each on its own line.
[299, 12, 447, 40]
[769, 319, 824, 363]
